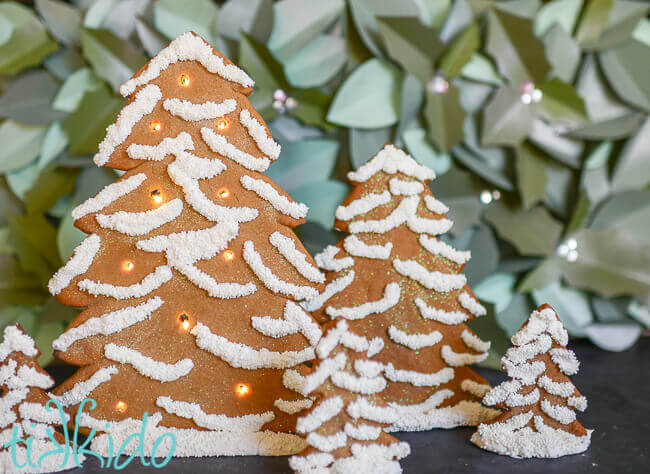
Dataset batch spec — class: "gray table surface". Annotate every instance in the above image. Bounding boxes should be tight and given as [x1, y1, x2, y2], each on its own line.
[48, 337, 649, 473]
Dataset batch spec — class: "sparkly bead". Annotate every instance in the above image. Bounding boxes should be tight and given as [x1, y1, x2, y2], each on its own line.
[285, 97, 298, 110]
[427, 75, 449, 95]
[273, 89, 288, 102]
[480, 190, 493, 204]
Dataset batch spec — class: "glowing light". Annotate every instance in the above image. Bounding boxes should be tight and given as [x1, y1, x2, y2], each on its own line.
[179, 74, 191, 87]
[150, 121, 162, 132]
[122, 260, 134, 272]
[115, 401, 127, 413]
[223, 249, 235, 261]
[151, 189, 163, 204]
[216, 118, 230, 130]
[218, 188, 230, 199]
[236, 383, 250, 397]
[179, 313, 190, 330]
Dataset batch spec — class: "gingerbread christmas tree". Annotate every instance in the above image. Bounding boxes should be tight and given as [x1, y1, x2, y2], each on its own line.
[471, 304, 592, 458]
[48, 32, 325, 457]
[0, 324, 82, 472]
[288, 319, 410, 473]
[305, 144, 497, 431]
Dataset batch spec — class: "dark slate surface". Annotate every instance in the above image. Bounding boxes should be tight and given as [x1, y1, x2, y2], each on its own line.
[47, 338, 649, 473]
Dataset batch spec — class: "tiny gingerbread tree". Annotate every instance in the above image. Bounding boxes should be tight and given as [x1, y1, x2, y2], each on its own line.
[306, 144, 496, 431]
[288, 319, 410, 473]
[471, 304, 592, 458]
[0, 324, 82, 472]
[48, 32, 325, 457]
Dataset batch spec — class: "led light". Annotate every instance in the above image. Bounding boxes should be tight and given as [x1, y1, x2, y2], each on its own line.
[179, 313, 190, 330]
[179, 74, 191, 87]
[223, 249, 235, 261]
[115, 401, 127, 413]
[216, 118, 230, 130]
[218, 188, 230, 199]
[236, 383, 250, 397]
[150, 121, 162, 132]
[151, 189, 163, 204]
[122, 260, 134, 272]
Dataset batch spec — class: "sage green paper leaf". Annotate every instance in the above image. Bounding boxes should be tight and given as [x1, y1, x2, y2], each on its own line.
[516, 143, 547, 209]
[484, 203, 562, 256]
[43, 47, 86, 80]
[567, 112, 644, 139]
[327, 59, 403, 129]
[7, 213, 60, 285]
[402, 128, 451, 175]
[580, 141, 612, 210]
[575, 54, 631, 122]
[496, 292, 536, 338]
[536, 78, 588, 125]
[38, 122, 68, 169]
[0, 3, 58, 75]
[474, 272, 516, 313]
[52, 67, 102, 112]
[466, 301, 510, 370]
[298, 222, 340, 259]
[135, 19, 167, 57]
[452, 145, 513, 191]
[518, 258, 563, 293]
[0, 256, 47, 308]
[25, 167, 78, 215]
[486, 9, 550, 86]
[438, 21, 479, 78]
[376, 16, 442, 83]
[463, 224, 499, 286]
[239, 33, 288, 93]
[80, 28, 146, 92]
[288, 88, 333, 130]
[266, 139, 339, 191]
[293, 180, 348, 230]
[575, 0, 613, 44]
[35, 0, 82, 47]
[439, 0, 473, 42]
[395, 74, 425, 141]
[417, 0, 451, 29]
[57, 209, 85, 263]
[584, 323, 641, 352]
[349, 128, 392, 169]
[543, 24, 581, 83]
[6, 164, 40, 202]
[153, 0, 217, 42]
[424, 84, 465, 153]
[528, 119, 583, 168]
[532, 281, 594, 336]
[561, 228, 650, 298]
[268, 0, 344, 61]
[481, 86, 534, 147]
[284, 35, 345, 88]
[628, 300, 650, 328]
[611, 118, 650, 193]
[590, 190, 650, 243]
[599, 38, 650, 111]
[218, 0, 273, 43]
[34, 321, 64, 366]
[534, 0, 582, 37]
[0, 121, 47, 174]
[0, 70, 64, 125]
[460, 53, 503, 86]
[581, 0, 649, 50]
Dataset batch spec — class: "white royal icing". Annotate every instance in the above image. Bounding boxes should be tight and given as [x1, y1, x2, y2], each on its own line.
[251, 301, 321, 346]
[71, 173, 146, 219]
[269, 232, 324, 283]
[326, 282, 399, 320]
[78, 265, 173, 299]
[347, 144, 435, 183]
[389, 177, 424, 196]
[163, 97, 237, 121]
[53, 366, 118, 407]
[393, 259, 466, 292]
[104, 343, 193, 382]
[343, 235, 393, 259]
[458, 291, 487, 317]
[415, 298, 469, 324]
[335, 191, 392, 221]
[96, 198, 183, 236]
[314, 245, 354, 272]
[202, 128, 270, 172]
[127, 131, 194, 161]
[240, 109, 281, 160]
[240, 175, 308, 219]
[419, 234, 470, 265]
[302, 271, 355, 312]
[48, 234, 101, 295]
[388, 325, 442, 350]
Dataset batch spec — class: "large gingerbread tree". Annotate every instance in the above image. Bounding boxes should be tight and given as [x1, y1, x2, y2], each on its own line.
[471, 304, 592, 458]
[288, 319, 410, 473]
[48, 32, 325, 457]
[0, 324, 82, 472]
[306, 144, 497, 431]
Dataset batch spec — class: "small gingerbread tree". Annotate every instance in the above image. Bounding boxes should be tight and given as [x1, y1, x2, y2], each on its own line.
[288, 319, 410, 473]
[0, 324, 82, 472]
[306, 144, 496, 430]
[48, 32, 324, 457]
[471, 304, 592, 458]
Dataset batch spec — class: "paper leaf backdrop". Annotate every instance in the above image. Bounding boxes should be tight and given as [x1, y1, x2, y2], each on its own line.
[0, 0, 648, 366]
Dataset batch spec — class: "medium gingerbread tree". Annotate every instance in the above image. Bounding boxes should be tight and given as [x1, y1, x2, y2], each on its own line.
[306, 144, 497, 431]
[0, 324, 83, 472]
[48, 32, 325, 457]
[288, 319, 410, 473]
[471, 304, 592, 458]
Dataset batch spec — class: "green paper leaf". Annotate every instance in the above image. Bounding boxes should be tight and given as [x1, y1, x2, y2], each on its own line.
[24, 167, 78, 215]
[153, 0, 217, 42]
[62, 83, 125, 155]
[288, 88, 333, 130]
[561, 228, 650, 298]
[532, 281, 594, 336]
[438, 21, 479, 78]
[534, 0, 582, 37]
[57, 209, 86, 263]
[424, 84, 465, 153]
[402, 128, 451, 175]
[528, 119, 583, 168]
[52, 67, 102, 112]
[296, 222, 339, 261]
[327, 58, 403, 129]
[416, 0, 451, 29]
[575, 0, 613, 44]
[611, 118, 650, 193]
[0, 3, 58, 75]
[518, 258, 562, 293]
[0, 256, 47, 308]
[34, 320, 64, 366]
[284, 34, 345, 88]
[349, 128, 391, 169]
[135, 19, 167, 57]
[466, 301, 511, 370]
[266, 139, 340, 191]
[439, 0, 473, 42]
[239, 33, 288, 93]
[590, 190, 650, 242]
[581, 0, 649, 50]
[474, 272, 516, 313]
[452, 145, 513, 191]
[0, 70, 64, 125]
[80, 27, 146, 93]
[481, 86, 534, 147]
[580, 141, 612, 210]
[0, 121, 48, 174]
[516, 143, 547, 209]
[7, 213, 60, 285]
[268, 0, 344, 61]
[395, 74, 425, 141]
[567, 111, 644, 139]
[218, 0, 274, 43]
[575, 54, 631, 122]
[496, 292, 536, 338]
[543, 24, 581, 83]
[484, 203, 562, 256]
[376, 16, 442, 83]
[599, 38, 650, 111]
[6, 164, 40, 202]
[43, 47, 86, 81]
[628, 300, 650, 328]
[460, 52, 503, 86]
[293, 180, 348, 230]
[536, 78, 588, 125]
[463, 224, 499, 286]
[486, 9, 551, 86]
[584, 323, 641, 352]
[35, 0, 82, 47]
